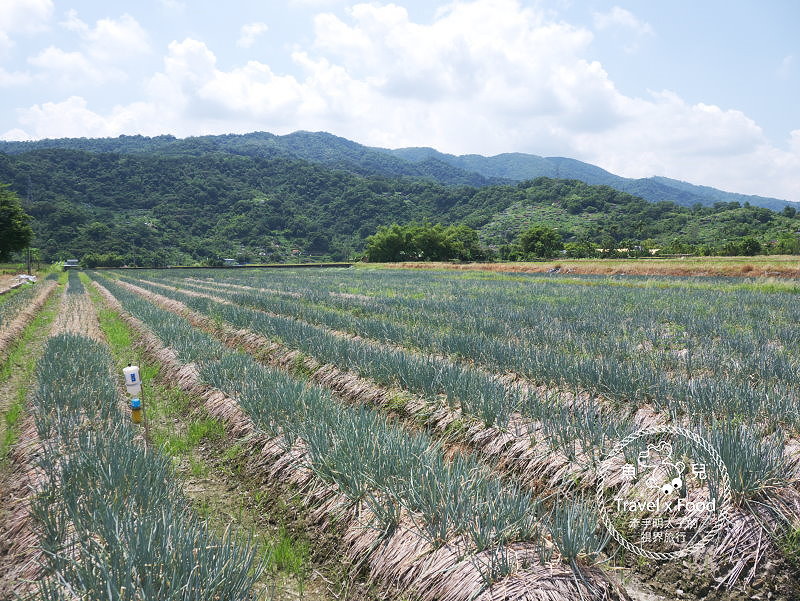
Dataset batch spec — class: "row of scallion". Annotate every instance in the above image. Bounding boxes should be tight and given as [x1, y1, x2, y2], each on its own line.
[30, 331, 264, 600]
[65, 269, 84, 294]
[107, 271, 793, 511]
[137, 268, 800, 432]
[91, 274, 611, 588]
[102, 269, 800, 591]
[0, 273, 57, 329]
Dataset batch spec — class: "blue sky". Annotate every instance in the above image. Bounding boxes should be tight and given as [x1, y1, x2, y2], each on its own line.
[1, 0, 798, 201]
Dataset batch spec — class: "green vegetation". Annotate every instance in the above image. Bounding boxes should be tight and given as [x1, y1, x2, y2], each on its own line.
[0, 134, 797, 266]
[29, 332, 264, 599]
[89, 281, 316, 590]
[0, 290, 60, 464]
[92, 272, 611, 585]
[0, 184, 32, 262]
[1, 130, 794, 210]
[364, 222, 484, 261]
[96, 266, 800, 596]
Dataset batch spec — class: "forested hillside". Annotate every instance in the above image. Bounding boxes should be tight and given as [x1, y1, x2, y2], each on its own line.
[1, 142, 798, 266]
[0, 131, 795, 211]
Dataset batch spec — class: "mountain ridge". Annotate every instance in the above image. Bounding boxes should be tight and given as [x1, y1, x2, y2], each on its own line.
[0, 130, 794, 210]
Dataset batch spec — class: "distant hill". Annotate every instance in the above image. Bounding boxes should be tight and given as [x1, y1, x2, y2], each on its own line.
[1, 131, 795, 210]
[0, 131, 499, 187]
[0, 143, 797, 265]
[385, 147, 796, 211]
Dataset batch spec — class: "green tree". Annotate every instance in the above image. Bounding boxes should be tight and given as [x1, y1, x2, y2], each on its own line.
[516, 225, 563, 259]
[774, 233, 800, 254]
[365, 224, 414, 261]
[739, 236, 762, 256]
[0, 184, 33, 261]
[443, 224, 483, 261]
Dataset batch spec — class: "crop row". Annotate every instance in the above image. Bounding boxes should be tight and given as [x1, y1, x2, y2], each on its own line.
[117, 271, 795, 499]
[104, 269, 800, 590]
[0, 273, 59, 330]
[91, 274, 616, 597]
[144, 268, 800, 431]
[29, 328, 263, 600]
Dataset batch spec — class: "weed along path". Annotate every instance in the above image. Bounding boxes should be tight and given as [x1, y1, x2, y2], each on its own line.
[89, 275, 627, 601]
[0, 276, 63, 598]
[85, 277, 329, 601]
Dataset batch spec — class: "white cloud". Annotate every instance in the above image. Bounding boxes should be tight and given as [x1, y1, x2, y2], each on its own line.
[237, 22, 269, 48]
[593, 6, 652, 53]
[13, 95, 166, 139]
[1, 127, 30, 140]
[593, 6, 653, 36]
[28, 12, 149, 86]
[0, 0, 53, 34]
[5, 0, 800, 201]
[28, 46, 118, 84]
[59, 11, 150, 61]
[0, 66, 32, 87]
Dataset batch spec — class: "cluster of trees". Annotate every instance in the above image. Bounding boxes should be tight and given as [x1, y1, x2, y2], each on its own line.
[367, 222, 800, 263]
[0, 184, 32, 261]
[366, 223, 573, 262]
[365, 223, 484, 262]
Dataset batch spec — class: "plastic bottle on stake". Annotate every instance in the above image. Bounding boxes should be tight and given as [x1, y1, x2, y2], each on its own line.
[123, 365, 141, 396]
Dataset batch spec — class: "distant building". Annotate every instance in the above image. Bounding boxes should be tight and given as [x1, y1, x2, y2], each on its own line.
[222, 258, 238, 267]
[63, 259, 79, 270]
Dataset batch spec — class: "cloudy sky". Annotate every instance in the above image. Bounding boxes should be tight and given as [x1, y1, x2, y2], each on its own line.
[1, 0, 798, 201]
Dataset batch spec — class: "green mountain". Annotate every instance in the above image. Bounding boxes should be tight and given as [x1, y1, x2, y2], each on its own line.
[0, 133, 798, 265]
[0, 131, 499, 187]
[386, 147, 796, 211]
[1, 131, 795, 210]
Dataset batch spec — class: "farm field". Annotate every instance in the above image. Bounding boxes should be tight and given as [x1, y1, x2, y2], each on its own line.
[387, 255, 800, 279]
[2, 266, 800, 601]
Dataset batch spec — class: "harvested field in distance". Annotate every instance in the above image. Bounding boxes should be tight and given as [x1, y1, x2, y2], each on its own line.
[387, 255, 800, 278]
